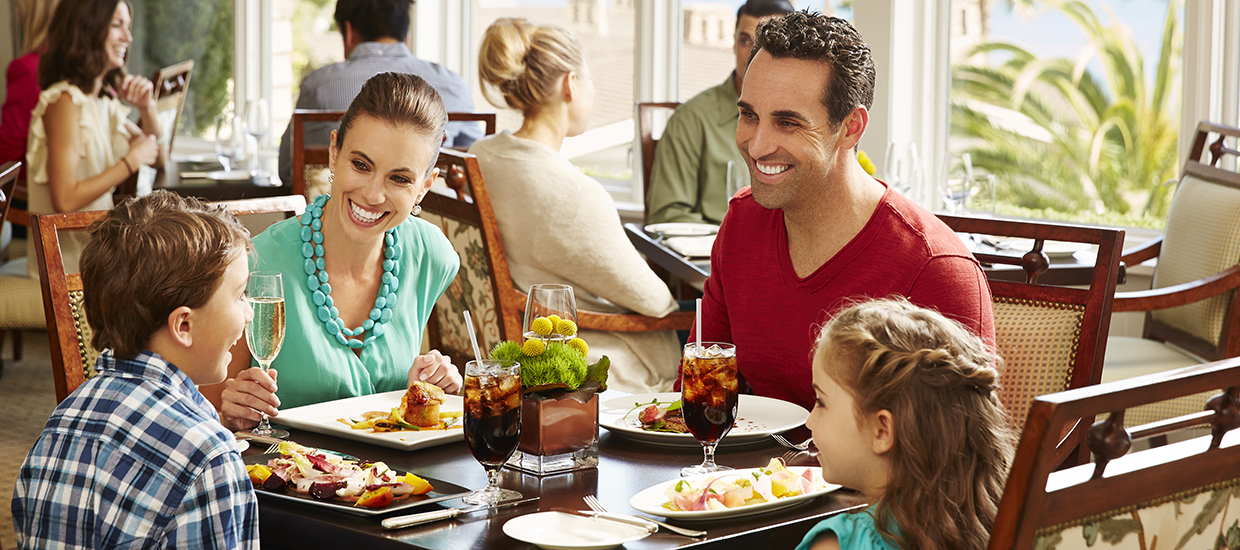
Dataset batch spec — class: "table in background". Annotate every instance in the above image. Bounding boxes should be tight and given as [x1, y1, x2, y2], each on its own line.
[249, 424, 863, 550]
[125, 157, 293, 202]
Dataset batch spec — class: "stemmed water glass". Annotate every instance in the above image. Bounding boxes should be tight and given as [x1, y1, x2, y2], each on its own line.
[726, 159, 749, 203]
[680, 341, 739, 477]
[884, 141, 922, 197]
[214, 112, 244, 172]
[940, 153, 975, 214]
[245, 98, 271, 178]
[246, 271, 288, 439]
[523, 284, 578, 342]
[461, 359, 523, 505]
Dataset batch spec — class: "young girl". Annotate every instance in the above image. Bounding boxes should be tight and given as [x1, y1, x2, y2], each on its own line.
[799, 298, 1016, 550]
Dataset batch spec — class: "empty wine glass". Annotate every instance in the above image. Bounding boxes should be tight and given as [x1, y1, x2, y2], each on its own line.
[523, 284, 578, 342]
[245, 99, 271, 178]
[246, 271, 287, 439]
[726, 159, 749, 202]
[214, 112, 244, 172]
[884, 141, 922, 196]
[940, 153, 974, 214]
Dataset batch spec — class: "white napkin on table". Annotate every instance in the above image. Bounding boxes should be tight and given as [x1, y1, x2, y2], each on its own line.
[663, 235, 716, 258]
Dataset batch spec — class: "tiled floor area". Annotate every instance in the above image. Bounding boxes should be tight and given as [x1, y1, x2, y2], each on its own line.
[0, 331, 56, 549]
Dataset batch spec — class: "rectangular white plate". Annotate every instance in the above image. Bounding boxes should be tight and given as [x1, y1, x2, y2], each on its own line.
[274, 390, 465, 451]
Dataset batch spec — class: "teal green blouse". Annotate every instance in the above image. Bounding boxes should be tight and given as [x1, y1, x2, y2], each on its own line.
[251, 214, 459, 410]
[796, 507, 900, 550]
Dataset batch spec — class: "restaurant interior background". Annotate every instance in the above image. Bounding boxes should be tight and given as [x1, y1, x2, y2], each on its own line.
[1, 0, 1239, 543]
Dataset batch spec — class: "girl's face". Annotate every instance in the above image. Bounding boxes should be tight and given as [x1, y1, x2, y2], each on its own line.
[807, 349, 884, 497]
[327, 115, 438, 244]
[104, 2, 133, 72]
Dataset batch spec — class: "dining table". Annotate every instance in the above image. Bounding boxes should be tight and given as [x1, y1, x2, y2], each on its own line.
[121, 156, 293, 202]
[243, 418, 865, 550]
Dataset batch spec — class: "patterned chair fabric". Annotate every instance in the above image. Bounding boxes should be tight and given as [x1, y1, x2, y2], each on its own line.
[420, 208, 503, 361]
[993, 298, 1084, 433]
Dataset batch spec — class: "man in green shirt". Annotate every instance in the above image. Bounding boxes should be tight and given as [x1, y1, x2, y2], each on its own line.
[646, 0, 794, 225]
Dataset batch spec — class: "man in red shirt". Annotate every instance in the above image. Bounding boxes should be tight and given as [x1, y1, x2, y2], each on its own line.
[683, 11, 995, 411]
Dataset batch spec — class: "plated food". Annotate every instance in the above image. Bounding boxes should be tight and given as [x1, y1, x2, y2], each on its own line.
[629, 462, 840, 520]
[338, 381, 463, 432]
[599, 392, 809, 448]
[246, 442, 434, 508]
[274, 390, 465, 451]
[628, 398, 689, 433]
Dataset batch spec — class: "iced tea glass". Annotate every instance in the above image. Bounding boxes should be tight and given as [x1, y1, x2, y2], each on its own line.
[680, 342, 738, 476]
[462, 359, 523, 505]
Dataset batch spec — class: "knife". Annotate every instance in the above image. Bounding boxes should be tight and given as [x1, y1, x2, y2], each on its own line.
[381, 496, 540, 530]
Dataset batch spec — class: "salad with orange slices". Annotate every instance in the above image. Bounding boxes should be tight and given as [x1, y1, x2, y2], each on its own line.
[662, 458, 828, 511]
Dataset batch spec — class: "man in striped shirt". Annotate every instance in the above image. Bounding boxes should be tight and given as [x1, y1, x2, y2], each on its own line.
[277, 0, 481, 186]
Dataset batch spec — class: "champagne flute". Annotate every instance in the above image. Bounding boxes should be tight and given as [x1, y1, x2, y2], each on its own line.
[884, 141, 921, 197]
[681, 342, 739, 477]
[246, 271, 288, 439]
[462, 359, 523, 505]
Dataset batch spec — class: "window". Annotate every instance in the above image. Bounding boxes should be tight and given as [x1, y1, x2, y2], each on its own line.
[946, 0, 1183, 230]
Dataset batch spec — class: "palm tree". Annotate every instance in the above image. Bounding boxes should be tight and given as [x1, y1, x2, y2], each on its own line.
[950, 0, 1181, 224]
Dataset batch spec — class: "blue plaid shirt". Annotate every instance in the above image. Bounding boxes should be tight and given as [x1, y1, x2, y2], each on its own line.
[12, 351, 259, 549]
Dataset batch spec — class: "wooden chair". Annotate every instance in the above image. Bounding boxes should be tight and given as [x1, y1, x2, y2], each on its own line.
[636, 102, 681, 211]
[290, 109, 499, 198]
[1102, 121, 1240, 429]
[0, 161, 37, 375]
[32, 194, 306, 403]
[989, 358, 1240, 549]
[420, 148, 695, 367]
[939, 214, 1124, 465]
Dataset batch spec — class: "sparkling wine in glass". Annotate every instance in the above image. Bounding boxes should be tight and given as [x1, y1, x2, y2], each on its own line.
[523, 284, 578, 342]
[462, 359, 523, 505]
[884, 141, 921, 197]
[246, 271, 288, 439]
[680, 342, 738, 477]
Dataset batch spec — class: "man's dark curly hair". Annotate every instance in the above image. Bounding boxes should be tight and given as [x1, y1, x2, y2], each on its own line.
[750, 10, 875, 128]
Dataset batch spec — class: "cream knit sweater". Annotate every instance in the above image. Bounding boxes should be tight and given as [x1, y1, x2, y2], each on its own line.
[470, 131, 681, 393]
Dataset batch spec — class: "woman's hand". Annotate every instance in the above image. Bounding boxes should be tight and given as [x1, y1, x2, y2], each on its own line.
[117, 74, 155, 111]
[408, 350, 462, 394]
[125, 133, 159, 168]
[218, 367, 281, 432]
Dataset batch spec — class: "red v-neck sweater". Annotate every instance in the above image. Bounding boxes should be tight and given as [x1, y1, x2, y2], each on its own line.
[682, 185, 996, 411]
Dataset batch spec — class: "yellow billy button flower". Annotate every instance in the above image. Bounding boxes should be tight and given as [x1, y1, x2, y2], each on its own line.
[522, 338, 546, 356]
[530, 316, 554, 336]
[547, 314, 562, 326]
[567, 337, 589, 356]
[555, 319, 578, 337]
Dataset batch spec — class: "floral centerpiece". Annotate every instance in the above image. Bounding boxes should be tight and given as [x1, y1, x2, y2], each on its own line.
[489, 312, 609, 475]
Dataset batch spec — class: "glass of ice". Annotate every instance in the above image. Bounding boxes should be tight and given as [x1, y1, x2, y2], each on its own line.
[680, 342, 738, 477]
[462, 359, 523, 505]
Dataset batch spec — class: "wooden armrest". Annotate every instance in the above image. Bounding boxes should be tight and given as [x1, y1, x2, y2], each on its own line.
[577, 310, 696, 333]
[1113, 263, 1240, 312]
[7, 207, 30, 227]
[1120, 236, 1162, 266]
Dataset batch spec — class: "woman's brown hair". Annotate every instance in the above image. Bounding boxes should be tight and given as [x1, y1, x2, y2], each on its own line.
[38, 0, 126, 95]
[477, 18, 584, 116]
[816, 298, 1016, 550]
[334, 72, 447, 177]
[80, 190, 252, 360]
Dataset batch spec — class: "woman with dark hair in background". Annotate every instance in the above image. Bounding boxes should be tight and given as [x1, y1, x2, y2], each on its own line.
[23, 0, 165, 278]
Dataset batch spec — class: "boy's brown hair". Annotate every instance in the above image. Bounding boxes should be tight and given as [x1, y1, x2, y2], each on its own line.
[80, 190, 252, 359]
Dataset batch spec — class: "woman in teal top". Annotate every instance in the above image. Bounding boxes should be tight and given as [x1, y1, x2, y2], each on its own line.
[205, 73, 462, 431]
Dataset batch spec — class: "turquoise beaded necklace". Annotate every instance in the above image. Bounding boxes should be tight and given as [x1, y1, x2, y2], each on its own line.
[299, 193, 401, 349]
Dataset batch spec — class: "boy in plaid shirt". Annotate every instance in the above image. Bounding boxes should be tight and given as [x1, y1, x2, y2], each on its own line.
[12, 191, 259, 549]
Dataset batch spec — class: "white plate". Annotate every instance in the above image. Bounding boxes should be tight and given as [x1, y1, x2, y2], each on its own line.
[663, 235, 715, 258]
[503, 512, 652, 550]
[629, 467, 840, 521]
[233, 438, 249, 453]
[644, 222, 719, 237]
[205, 170, 257, 182]
[274, 390, 464, 451]
[598, 392, 808, 448]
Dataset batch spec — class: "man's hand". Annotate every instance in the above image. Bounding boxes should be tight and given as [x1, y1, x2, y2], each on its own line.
[408, 350, 462, 394]
[219, 368, 280, 432]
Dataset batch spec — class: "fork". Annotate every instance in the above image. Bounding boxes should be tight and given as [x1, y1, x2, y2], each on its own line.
[264, 442, 281, 454]
[772, 434, 813, 452]
[583, 495, 706, 538]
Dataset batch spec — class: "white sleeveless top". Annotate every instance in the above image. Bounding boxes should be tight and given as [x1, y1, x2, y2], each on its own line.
[25, 81, 132, 278]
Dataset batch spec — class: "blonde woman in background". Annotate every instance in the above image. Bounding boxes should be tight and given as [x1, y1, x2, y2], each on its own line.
[470, 17, 681, 394]
[0, 0, 60, 172]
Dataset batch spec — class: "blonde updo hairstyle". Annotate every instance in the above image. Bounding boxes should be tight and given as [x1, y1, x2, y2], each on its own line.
[478, 18, 585, 115]
[815, 298, 1016, 550]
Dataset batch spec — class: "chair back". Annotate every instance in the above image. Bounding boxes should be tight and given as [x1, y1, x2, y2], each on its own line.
[447, 111, 497, 140]
[990, 358, 1240, 550]
[150, 60, 194, 153]
[32, 195, 306, 403]
[1146, 121, 1240, 361]
[0, 161, 18, 227]
[419, 149, 524, 366]
[636, 102, 681, 209]
[939, 215, 1124, 463]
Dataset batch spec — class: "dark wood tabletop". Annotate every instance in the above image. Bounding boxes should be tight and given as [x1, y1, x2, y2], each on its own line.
[248, 423, 864, 550]
[149, 159, 292, 202]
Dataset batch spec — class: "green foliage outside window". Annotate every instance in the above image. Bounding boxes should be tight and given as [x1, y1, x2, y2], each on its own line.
[951, 0, 1181, 230]
[138, 0, 233, 136]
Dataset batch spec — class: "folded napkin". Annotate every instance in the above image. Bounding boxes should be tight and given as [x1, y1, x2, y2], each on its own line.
[664, 235, 716, 258]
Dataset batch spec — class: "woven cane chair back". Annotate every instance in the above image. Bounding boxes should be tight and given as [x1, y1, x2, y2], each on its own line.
[938, 215, 1123, 465]
[990, 359, 1240, 550]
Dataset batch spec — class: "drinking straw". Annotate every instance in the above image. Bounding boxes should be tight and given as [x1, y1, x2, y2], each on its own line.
[695, 298, 702, 353]
[463, 310, 483, 362]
